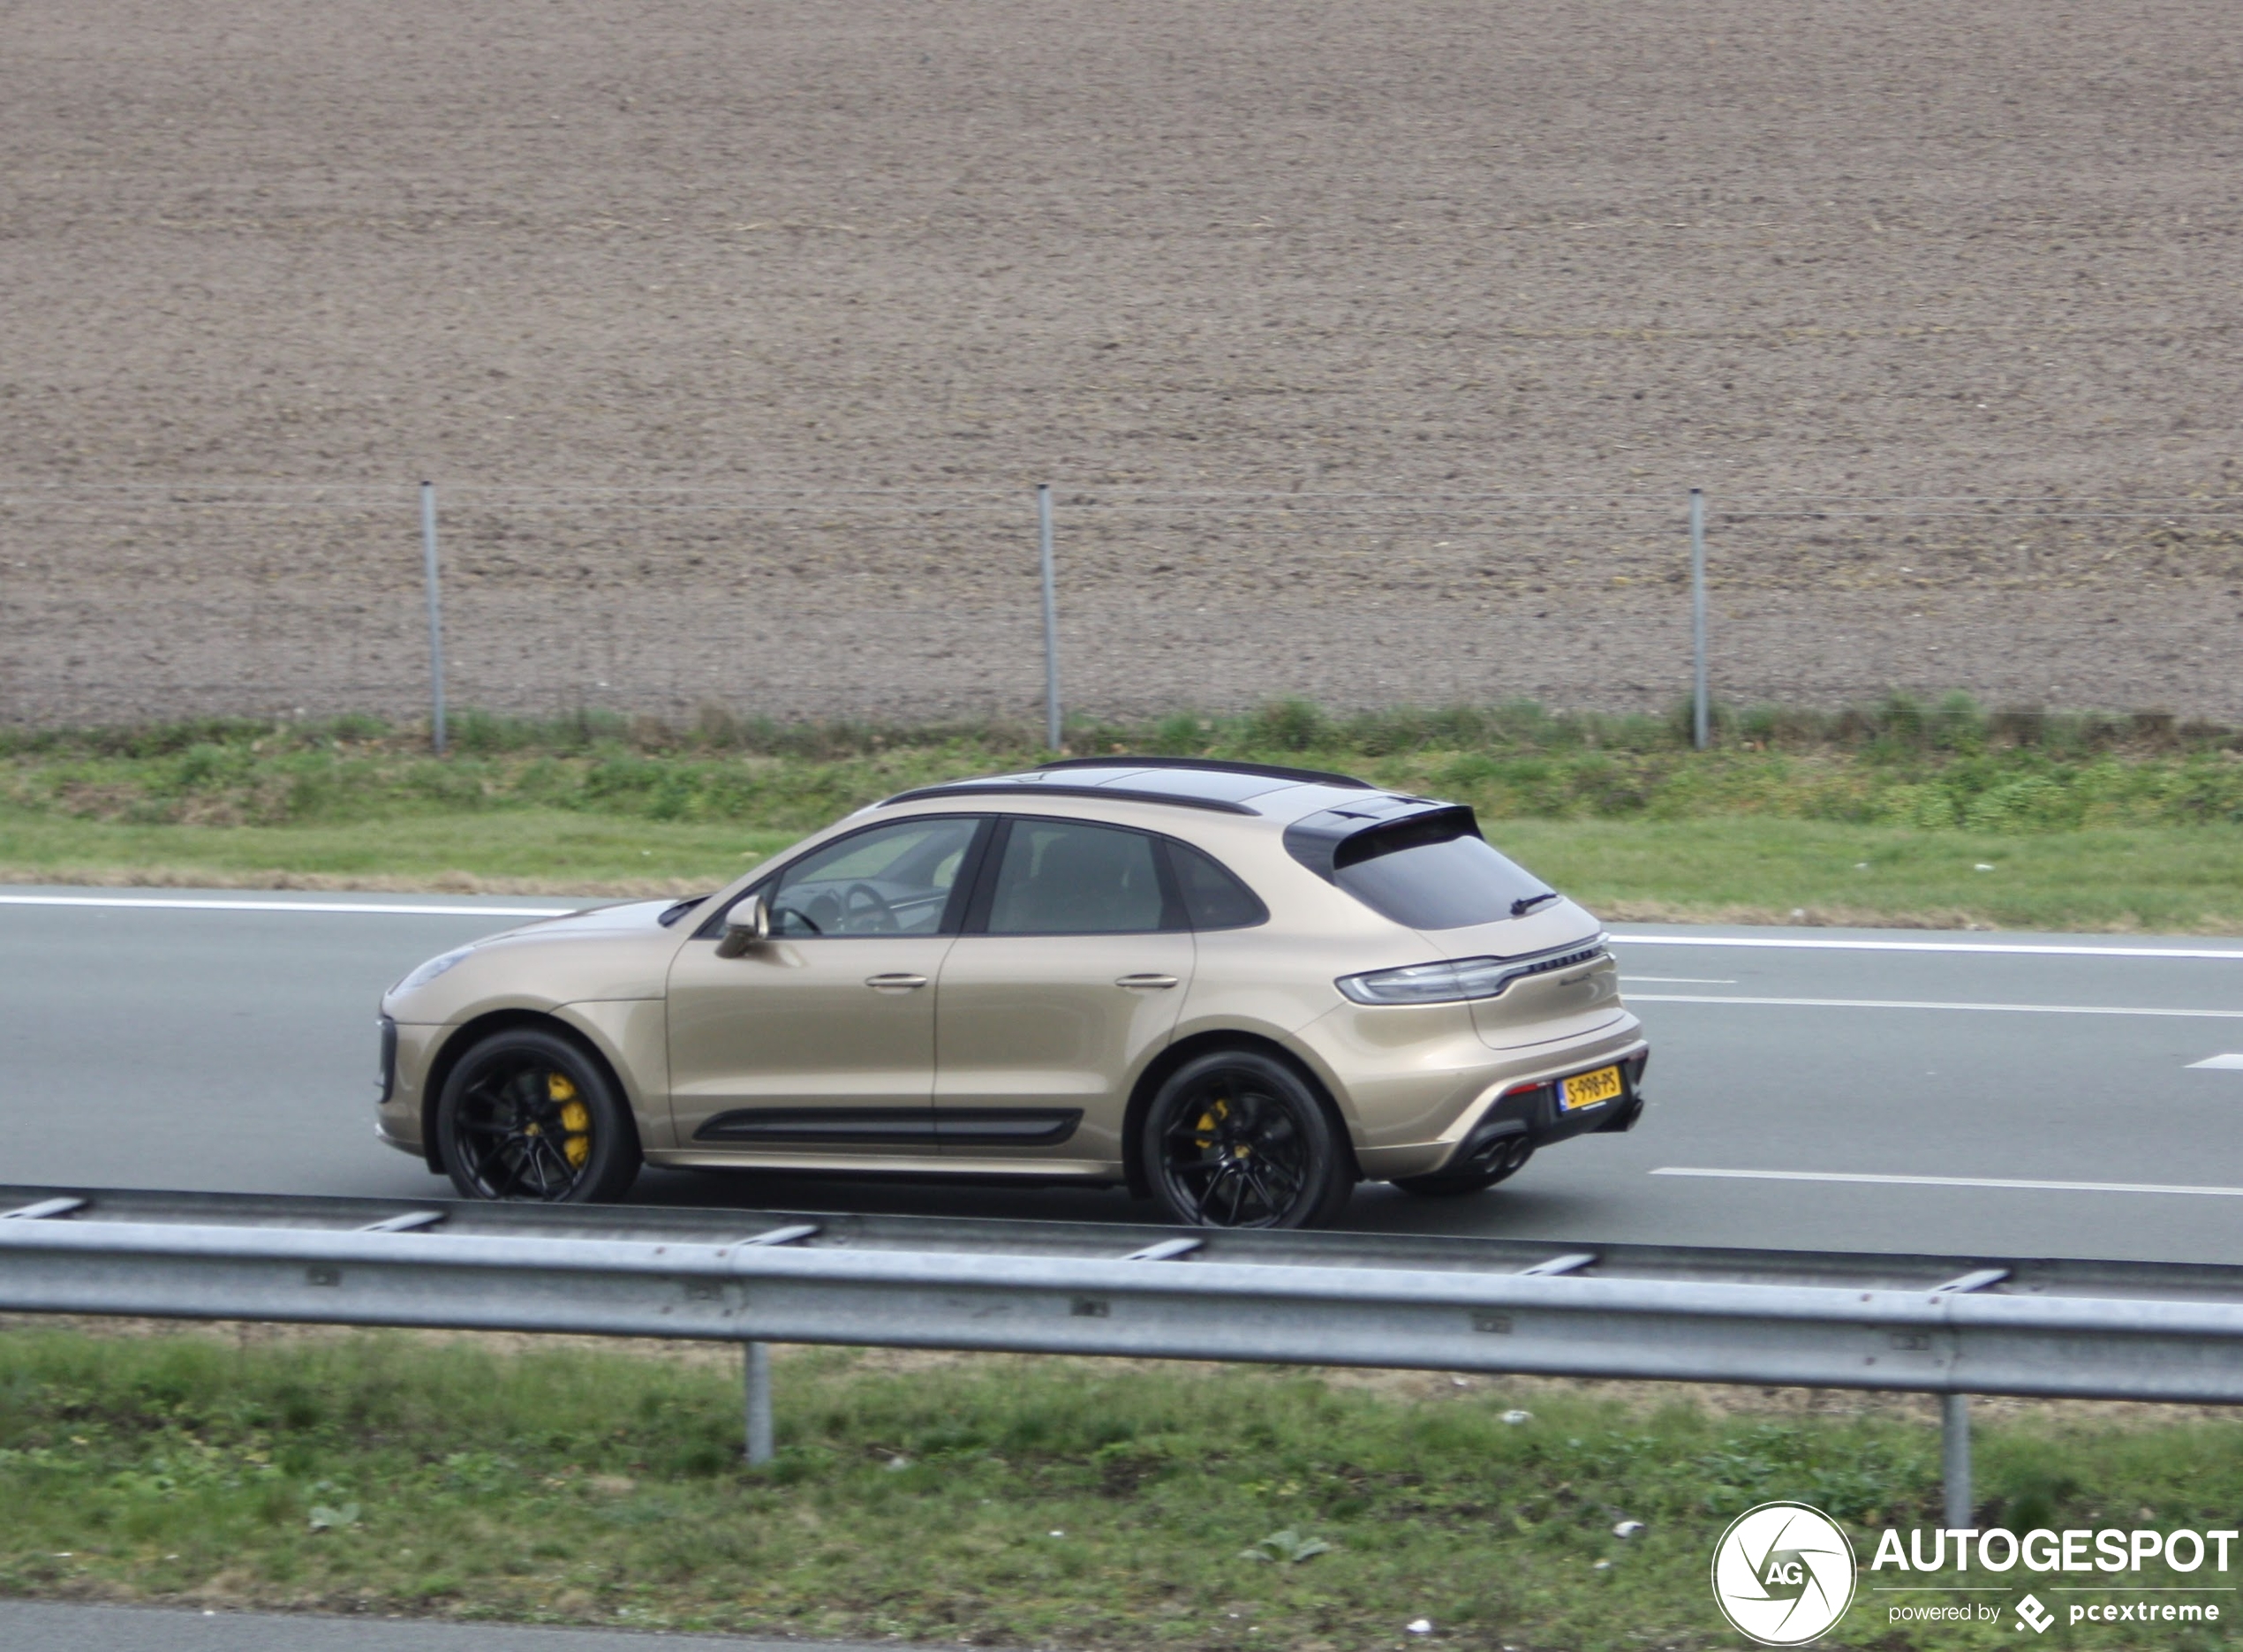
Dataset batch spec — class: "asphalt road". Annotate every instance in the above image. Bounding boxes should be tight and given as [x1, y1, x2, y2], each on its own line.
[4, 887, 2243, 1264]
[0, 1601, 882, 1652]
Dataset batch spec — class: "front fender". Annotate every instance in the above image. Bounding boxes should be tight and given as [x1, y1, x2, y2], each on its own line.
[554, 998, 672, 1149]
[398, 994, 670, 1168]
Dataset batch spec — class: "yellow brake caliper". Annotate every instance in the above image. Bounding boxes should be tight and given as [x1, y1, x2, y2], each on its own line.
[548, 1072, 592, 1167]
[1194, 1098, 1231, 1154]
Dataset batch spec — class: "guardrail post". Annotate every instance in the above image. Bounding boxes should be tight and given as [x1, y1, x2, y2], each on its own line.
[1941, 1393, 1972, 1528]
[744, 1340, 774, 1466]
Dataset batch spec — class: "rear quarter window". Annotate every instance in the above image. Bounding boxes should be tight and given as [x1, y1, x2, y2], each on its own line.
[1168, 841, 1269, 930]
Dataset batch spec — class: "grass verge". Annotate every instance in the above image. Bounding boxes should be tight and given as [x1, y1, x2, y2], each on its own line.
[0, 810, 795, 898]
[1, 1327, 2234, 1650]
[10, 697, 2243, 926]
[1498, 818, 2243, 933]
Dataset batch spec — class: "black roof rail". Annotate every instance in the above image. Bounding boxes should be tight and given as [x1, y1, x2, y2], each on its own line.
[1035, 755, 1372, 789]
[879, 781, 1257, 815]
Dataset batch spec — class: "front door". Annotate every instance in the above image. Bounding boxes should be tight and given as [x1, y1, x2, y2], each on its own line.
[934, 816, 1194, 1168]
[665, 814, 986, 1156]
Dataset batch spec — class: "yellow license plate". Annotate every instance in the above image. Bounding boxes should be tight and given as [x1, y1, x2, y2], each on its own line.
[1558, 1065, 1623, 1112]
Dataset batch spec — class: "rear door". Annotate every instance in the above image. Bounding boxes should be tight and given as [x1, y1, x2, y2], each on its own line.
[933, 817, 1193, 1169]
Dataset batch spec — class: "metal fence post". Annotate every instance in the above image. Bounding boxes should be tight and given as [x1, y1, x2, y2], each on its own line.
[1941, 1393, 1972, 1528]
[1037, 483, 1061, 750]
[1689, 487, 1709, 750]
[419, 480, 448, 755]
[744, 1340, 774, 1465]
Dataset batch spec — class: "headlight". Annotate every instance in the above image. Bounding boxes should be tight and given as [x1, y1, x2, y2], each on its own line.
[1336, 956, 1517, 1005]
[394, 946, 472, 994]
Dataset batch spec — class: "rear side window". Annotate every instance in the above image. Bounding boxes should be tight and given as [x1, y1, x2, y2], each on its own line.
[1169, 841, 1268, 930]
[1333, 815, 1552, 931]
[986, 819, 1170, 934]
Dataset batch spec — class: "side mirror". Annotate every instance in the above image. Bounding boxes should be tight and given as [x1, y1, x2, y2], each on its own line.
[714, 894, 772, 958]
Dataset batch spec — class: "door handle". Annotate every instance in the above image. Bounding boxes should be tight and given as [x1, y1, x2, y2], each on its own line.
[864, 972, 929, 991]
[1115, 973, 1180, 990]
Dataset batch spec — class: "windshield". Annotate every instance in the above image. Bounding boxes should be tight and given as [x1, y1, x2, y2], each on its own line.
[1333, 815, 1553, 931]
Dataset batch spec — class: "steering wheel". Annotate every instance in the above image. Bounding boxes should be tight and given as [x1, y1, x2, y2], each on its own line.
[841, 882, 901, 932]
[772, 900, 822, 935]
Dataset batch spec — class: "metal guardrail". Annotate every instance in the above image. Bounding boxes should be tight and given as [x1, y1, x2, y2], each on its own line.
[4, 1184, 2241, 1523]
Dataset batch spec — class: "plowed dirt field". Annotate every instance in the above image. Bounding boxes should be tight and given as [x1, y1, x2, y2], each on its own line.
[3, 0, 2238, 724]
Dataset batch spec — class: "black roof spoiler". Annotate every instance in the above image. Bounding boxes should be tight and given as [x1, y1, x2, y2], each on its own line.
[1282, 799, 1476, 881]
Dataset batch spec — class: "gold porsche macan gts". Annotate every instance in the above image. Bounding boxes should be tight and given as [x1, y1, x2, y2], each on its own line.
[376, 758, 1648, 1228]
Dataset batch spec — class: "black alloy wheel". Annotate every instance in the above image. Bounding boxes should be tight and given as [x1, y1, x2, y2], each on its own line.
[436, 1026, 640, 1203]
[1143, 1049, 1355, 1229]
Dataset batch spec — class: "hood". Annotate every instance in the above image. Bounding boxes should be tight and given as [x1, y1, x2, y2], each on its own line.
[383, 897, 694, 1016]
[476, 898, 685, 947]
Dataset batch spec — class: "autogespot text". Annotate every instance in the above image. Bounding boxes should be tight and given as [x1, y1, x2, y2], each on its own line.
[1871, 1525, 2238, 1573]
[1875, 1525, 2232, 1627]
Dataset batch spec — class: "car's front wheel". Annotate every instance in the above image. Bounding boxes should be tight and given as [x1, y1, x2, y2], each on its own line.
[1142, 1049, 1355, 1229]
[435, 1026, 640, 1203]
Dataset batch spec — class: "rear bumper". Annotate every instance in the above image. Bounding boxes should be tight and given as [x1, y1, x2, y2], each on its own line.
[1448, 1046, 1648, 1162]
[1355, 1041, 1650, 1180]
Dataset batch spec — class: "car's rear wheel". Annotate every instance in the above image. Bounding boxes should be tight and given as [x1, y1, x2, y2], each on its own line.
[435, 1026, 640, 1203]
[1391, 1137, 1534, 1197]
[1142, 1049, 1355, 1229]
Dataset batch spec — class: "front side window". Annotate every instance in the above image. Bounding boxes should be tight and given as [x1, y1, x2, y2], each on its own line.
[766, 816, 981, 936]
[1333, 815, 1552, 931]
[985, 819, 1170, 935]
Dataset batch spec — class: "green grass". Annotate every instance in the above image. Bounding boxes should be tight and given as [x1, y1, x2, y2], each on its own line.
[0, 811, 793, 894]
[9, 697, 2243, 924]
[2, 1327, 2236, 1649]
[1496, 818, 2243, 932]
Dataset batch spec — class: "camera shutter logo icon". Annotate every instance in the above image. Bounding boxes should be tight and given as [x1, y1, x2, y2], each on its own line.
[1711, 1501, 1858, 1646]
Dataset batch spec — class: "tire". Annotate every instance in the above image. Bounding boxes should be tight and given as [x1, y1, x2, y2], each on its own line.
[1141, 1048, 1355, 1229]
[434, 1026, 641, 1203]
[1391, 1138, 1534, 1198]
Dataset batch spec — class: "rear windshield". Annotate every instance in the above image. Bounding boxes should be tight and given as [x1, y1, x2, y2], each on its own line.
[1333, 814, 1553, 931]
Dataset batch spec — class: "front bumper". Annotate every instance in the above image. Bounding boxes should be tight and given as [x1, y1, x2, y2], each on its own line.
[372, 1014, 420, 1156]
[374, 1014, 442, 1164]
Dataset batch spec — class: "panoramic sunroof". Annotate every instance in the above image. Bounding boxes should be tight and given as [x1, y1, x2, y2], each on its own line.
[1086, 767, 1298, 803]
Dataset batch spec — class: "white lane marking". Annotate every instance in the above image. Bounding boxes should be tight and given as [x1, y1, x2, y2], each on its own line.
[2188, 1054, 2243, 1070]
[1618, 975, 1737, 984]
[0, 894, 578, 918]
[1611, 932, 2243, 962]
[1655, 1166, 2243, 1199]
[1627, 992, 2243, 1020]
